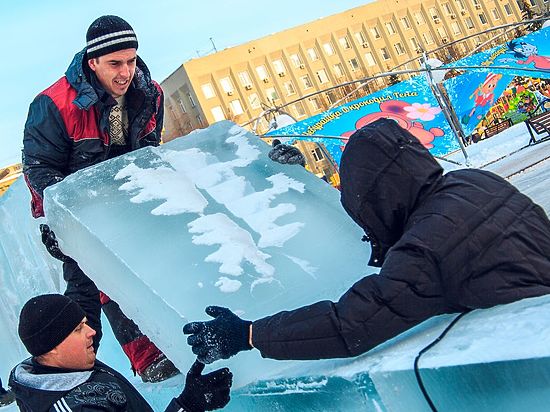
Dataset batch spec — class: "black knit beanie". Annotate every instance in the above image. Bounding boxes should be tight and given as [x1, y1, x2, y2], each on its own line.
[18, 294, 86, 356]
[86, 15, 138, 59]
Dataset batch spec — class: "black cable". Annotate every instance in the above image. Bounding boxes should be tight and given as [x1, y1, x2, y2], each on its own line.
[413, 311, 471, 412]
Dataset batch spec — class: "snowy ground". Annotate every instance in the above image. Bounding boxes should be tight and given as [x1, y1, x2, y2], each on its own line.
[1, 122, 549, 411]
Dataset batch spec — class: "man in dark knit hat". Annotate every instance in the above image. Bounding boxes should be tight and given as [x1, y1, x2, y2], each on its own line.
[9, 293, 232, 411]
[22, 15, 178, 383]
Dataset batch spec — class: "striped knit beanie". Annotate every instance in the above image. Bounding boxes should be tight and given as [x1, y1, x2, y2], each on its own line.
[86, 15, 138, 59]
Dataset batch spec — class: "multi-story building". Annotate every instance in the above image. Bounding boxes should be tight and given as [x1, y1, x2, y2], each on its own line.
[161, 0, 534, 143]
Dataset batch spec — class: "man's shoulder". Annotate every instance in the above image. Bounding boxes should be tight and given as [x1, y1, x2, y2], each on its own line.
[36, 77, 78, 110]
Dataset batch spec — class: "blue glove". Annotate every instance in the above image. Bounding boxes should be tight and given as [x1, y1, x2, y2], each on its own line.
[176, 360, 232, 411]
[268, 139, 305, 166]
[183, 306, 252, 364]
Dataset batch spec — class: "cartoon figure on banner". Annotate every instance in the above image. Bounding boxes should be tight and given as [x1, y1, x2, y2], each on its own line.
[341, 100, 444, 150]
[499, 40, 550, 70]
[461, 73, 503, 125]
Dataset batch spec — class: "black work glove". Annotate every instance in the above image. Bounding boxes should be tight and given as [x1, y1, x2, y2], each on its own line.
[268, 139, 305, 166]
[176, 360, 232, 412]
[40, 224, 74, 263]
[183, 306, 252, 364]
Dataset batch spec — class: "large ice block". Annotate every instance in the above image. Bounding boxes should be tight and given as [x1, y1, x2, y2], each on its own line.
[43, 121, 371, 388]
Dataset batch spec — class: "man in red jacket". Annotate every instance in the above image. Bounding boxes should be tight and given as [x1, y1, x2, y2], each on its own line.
[22, 15, 178, 382]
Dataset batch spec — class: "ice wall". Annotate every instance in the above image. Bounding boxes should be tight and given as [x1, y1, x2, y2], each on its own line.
[0, 178, 61, 380]
[42, 121, 371, 388]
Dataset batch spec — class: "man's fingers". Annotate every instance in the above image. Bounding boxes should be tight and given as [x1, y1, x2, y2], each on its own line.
[183, 322, 204, 334]
[205, 306, 231, 318]
[187, 359, 205, 377]
[206, 368, 232, 385]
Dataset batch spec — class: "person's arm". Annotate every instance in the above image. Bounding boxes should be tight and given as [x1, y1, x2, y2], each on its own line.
[252, 245, 447, 360]
[155, 84, 164, 142]
[23, 94, 71, 217]
[185, 244, 447, 362]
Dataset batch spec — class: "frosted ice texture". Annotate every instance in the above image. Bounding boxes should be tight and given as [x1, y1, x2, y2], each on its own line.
[42, 121, 370, 387]
[2, 120, 550, 411]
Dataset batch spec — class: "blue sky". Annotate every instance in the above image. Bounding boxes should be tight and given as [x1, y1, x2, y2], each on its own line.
[0, 0, 371, 167]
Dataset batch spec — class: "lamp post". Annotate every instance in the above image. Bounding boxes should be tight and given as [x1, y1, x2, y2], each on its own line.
[422, 54, 471, 166]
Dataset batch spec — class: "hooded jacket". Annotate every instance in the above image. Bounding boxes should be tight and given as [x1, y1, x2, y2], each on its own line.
[22, 48, 164, 218]
[252, 118, 550, 360]
[9, 358, 184, 412]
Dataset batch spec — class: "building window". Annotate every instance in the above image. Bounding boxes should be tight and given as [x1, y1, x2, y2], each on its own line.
[201, 83, 215, 99]
[178, 99, 186, 113]
[437, 27, 448, 39]
[478, 13, 488, 24]
[248, 93, 261, 109]
[316, 69, 329, 84]
[380, 47, 391, 60]
[272, 59, 286, 75]
[256, 65, 269, 81]
[325, 91, 337, 105]
[354, 31, 368, 46]
[211, 106, 225, 122]
[349, 58, 360, 71]
[492, 9, 501, 19]
[365, 52, 376, 66]
[333, 63, 345, 77]
[229, 99, 244, 116]
[196, 115, 204, 127]
[429, 7, 440, 20]
[293, 102, 306, 117]
[312, 147, 324, 161]
[456, 0, 466, 10]
[423, 32, 435, 45]
[323, 42, 335, 56]
[238, 71, 252, 88]
[394, 42, 405, 55]
[220, 77, 234, 94]
[451, 21, 461, 34]
[265, 87, 279, 102]
[290, 53, 304, 68]
[283, 81, 296, 95]
[401, 16, 411, 29]
[410, 37, 420, 51]
[504, 3, 513, 14]
[465, 17, 475, 29]
[415, 11, 426, 24]
[309, 97, 322, 111]
[370, 26, 381, 39]
[187, 93, 196, 108]
[385, 21, 396, 35]
[307, 47, 319, 61]
[442, 2, 453, 14]
[301, 75, 313, 89]
[339, 36, 352, 50]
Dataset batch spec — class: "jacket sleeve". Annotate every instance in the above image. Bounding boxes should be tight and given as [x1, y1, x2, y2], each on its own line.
[156, 87, 164, 142]
[22, 94, 71, 217]
[252, 242, 447, 360]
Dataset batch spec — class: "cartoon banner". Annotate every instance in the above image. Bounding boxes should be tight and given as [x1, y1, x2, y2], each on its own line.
[268, 75, 458, 166]
[444, 27, 550, 135]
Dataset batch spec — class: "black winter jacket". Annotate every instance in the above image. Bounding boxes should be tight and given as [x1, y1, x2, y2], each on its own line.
[9, 358, 184, 412]
[252, 118, 550, 360]
[22, 48, 164, 218]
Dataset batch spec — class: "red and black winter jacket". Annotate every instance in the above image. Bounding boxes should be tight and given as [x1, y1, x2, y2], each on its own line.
[22, 48, 164, 217]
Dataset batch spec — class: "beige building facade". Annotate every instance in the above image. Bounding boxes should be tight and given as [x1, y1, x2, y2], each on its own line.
[161, 0, 539, 142]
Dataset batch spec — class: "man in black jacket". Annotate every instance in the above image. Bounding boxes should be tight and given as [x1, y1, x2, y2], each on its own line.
[9, 293, 232, 411]
[22, 15, 178, 382]
[183, 118, 550, 363]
